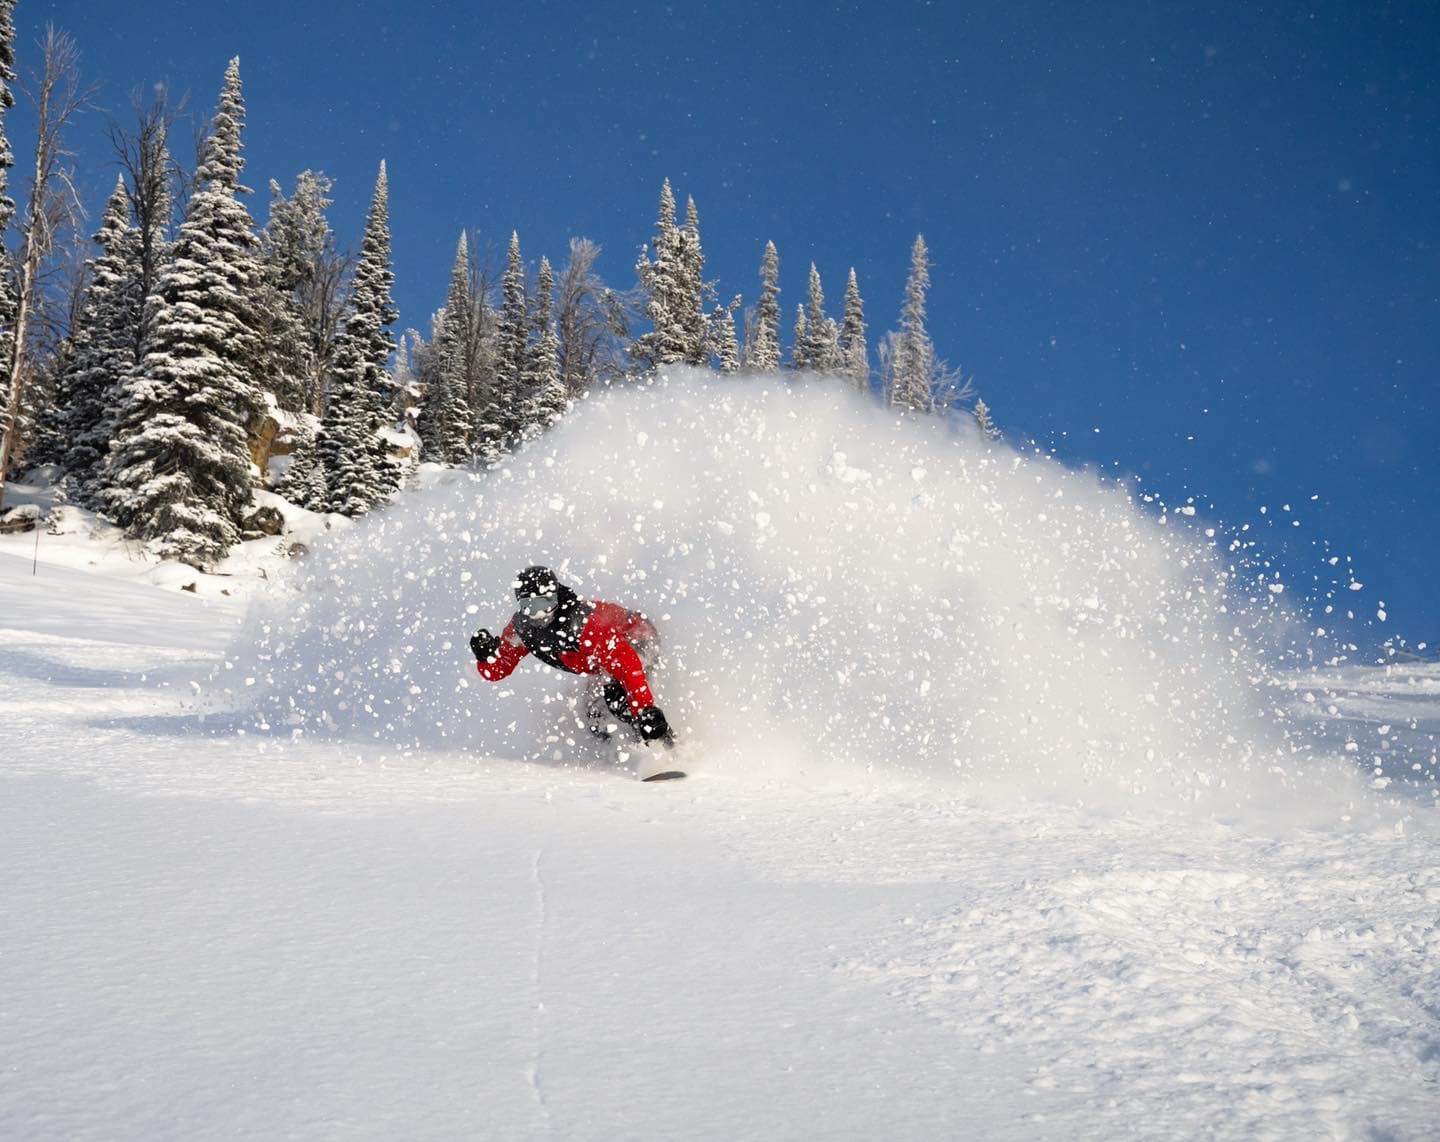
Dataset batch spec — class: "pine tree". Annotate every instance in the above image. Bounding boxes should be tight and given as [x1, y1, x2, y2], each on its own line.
[713, 295, 741, 374]
[454, 235, 493, 428]
[792, 274, 814, 371]
[317, 161, 400, 515]
[744, 241, 781, 371]
[417, 231, 474, 463]
[276, 429, 327, 507]
[678, 196, 709, 365]
[522, 255, 566, 434]
[489, 229, 529, 444]
[39, 179, 142, 496]
[630, 179, 690, 371]
[100, 58, 261, 567]
[254, 181, 313, 412]
[973, 397, 1000, 442]
[889, 235, 937, 412]
[808, 263, 840, 371]
[792, 263, 839, 373]
[838, 267, 869, 392]
[260, 171, 340, 414]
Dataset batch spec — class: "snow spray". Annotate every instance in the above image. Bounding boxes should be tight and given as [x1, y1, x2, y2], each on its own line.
[234, 370, 1365, 821]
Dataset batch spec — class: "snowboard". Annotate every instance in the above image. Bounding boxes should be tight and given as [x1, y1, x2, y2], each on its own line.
[637, 730, 685, 782]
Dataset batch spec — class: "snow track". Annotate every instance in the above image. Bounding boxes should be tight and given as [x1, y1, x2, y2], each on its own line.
[526, 836, 554, 1133]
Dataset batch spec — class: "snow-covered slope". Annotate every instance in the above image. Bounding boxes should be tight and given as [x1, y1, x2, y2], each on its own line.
[3, 547, 1438, 1139]
[4, 372, 1437, 1139]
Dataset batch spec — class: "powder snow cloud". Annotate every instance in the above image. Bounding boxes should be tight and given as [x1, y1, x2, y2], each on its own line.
[232, 369, 1368, 822]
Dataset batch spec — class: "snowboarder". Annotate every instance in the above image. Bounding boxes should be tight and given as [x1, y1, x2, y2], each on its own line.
[469, 565, 674, 746]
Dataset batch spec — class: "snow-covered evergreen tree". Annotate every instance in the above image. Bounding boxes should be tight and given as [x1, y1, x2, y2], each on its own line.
[317, 161, 400, 515]
[973, 397, 1000, 441]
[744, 241, 781, 371]
[37, 179, 142, 496]
[417, 231, 474, 463]
[276, 428, 326, 507]
[838, 267, 869, 392]
[804, 263, 840, 372]
[678, 196, 710, 365]
[630, 182, 711, 370]
[630, 179, 690, 371]
[521, 255, 566, 435]
[260, 171, 341, 415]
[713, 295, 741, 374]
[790, 304, 808, 370]
[457, 237, 494, 426]
[488, 229, 529, 445]
[888, 235, 937, 412]
[100, 58, 261, 567]
[254, 184, 313, 413]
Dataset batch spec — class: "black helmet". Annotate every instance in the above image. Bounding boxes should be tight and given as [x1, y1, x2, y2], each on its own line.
[513, 565, 560, 601]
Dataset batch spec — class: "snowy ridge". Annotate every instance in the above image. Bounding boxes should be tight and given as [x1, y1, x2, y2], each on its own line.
[235, 368, 1365, 821]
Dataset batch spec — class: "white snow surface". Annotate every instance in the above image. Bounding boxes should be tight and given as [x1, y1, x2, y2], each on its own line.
[4, 371, 1439, 1139]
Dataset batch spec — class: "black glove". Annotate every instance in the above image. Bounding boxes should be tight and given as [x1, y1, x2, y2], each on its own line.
[634, 706, 671, 743]
[470, 628, 501, 663]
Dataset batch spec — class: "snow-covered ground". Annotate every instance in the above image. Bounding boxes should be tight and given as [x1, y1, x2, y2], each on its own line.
[3, 374, 1437, 1139]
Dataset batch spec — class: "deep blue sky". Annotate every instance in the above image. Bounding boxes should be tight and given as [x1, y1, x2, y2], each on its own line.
[15, 0, 1440, 648]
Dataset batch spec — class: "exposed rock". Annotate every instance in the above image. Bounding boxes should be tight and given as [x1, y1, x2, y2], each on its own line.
[286, 542, 309, 560]
[382, 427, 416, 461]
[248, 398, 314, 482]
[0, 505, 40, 534]
[241, 505, 286, 538]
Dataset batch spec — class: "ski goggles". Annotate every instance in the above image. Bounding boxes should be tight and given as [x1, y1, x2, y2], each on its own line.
[517, 594, 560, 621]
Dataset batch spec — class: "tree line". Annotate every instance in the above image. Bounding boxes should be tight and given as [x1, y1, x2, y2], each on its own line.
[0, 7, 998, 570]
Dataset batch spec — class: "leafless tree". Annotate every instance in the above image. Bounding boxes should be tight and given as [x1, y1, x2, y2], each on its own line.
[301, 241, 353, 415]
[107, 84, 184, 362]
[557, 238, 629, 393]
[0, 26, 94, 508]
[16, 226, 90, 469]
[462, 230, 495, 412]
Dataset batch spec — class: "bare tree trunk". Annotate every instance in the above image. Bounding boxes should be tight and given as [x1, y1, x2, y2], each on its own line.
[556, 237, 633, 395]
[302, 241, 351, 416]
[107, 84, 181, 365]
[0, 26, 90, 510]
[463, 236, 493, 411]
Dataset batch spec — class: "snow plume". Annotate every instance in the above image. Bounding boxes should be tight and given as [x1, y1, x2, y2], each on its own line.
[233, 369, 1366, 821]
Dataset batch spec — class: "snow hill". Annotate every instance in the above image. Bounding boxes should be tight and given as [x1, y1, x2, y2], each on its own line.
[3, 370, 1438, 1139]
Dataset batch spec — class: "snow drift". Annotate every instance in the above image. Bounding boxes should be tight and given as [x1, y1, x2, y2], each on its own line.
[232, 369, 1364, 818]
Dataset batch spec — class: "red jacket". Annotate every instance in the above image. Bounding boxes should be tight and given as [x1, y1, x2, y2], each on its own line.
[476, 600, 658, 715]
